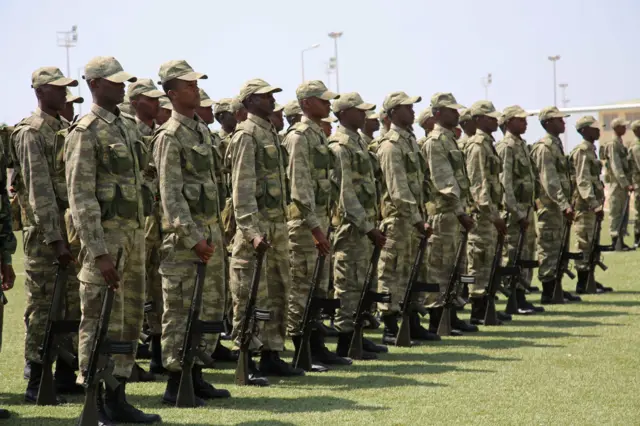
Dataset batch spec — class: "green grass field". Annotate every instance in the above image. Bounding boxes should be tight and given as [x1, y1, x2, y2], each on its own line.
[1, 224, 640, 425]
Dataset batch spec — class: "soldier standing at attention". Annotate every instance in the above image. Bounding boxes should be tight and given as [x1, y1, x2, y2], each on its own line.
[66, 56, 160, 423]
[229, 79, 303, 378]
[416, 108, 436, 148]
[156, 96, 173, 125]
[283, 100, 303, 129]
[359, 110, 380, 148]
[570, 116, 612, 294]
[629, 120, 640, 247]
[602, 118, 634, 250]
[128, 79, 163, 136]
[61, 88, 84, 123]
[457, 108, 475, 152]
[368, 110, 391, 154]
[321, 116, 336, 138]
[530, 107, 581, 304]
[270, 103, 285, 135]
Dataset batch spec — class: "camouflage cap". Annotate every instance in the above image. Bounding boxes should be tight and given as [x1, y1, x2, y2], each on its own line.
[238, 78, 282, 102]
[118, 95, 135, 115]
[470, 100, 501, 118]
[84, 56, 136, 83]
[232, 98, 245, 112]
[538, 106, 570, 121]
[274, 103, 284, 112]
[65, 88, 84, 104]
[214, 98, 235, 114]
[502, 105, 532, 122]
[31, 67, 78, 89]
[631, 120, 640, 131]
[158, 60, 207, 85]
[458, 108, 473, 123]
[383, 92, 422, 112]
[366, 110, 380, 120]
[283, 100, 302, 116]
[159, 96, 173, 111]
[127, 78, 164, 99]
[498, 114, 506, 127]
[611, 117, 630, 128]
[322, 116, 338, 123]
[332, 92, 375, 113]
[430, 92, 464, 110]
[575, 115, 599, 131]
[296, 80, 339, 101]
[198, 88, 214, 107]
[415, 108, 433, 125]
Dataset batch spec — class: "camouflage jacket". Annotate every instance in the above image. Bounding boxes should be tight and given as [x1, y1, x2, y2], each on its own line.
[465, 129, 502, 222]
[569, 140, 604, 212]
[600, 136, 631, 188]
[530, 133, 571, 211]
[0, 136, 15, 264]
[628, 138, 640, 189]
[496, 131, 536, 221]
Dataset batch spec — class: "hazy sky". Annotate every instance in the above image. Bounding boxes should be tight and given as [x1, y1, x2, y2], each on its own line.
[1, 0, 637, 147]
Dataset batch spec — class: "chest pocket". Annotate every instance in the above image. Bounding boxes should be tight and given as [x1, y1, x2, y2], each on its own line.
[315, 178, 331, 206]
[263, 144, 280, 170]
[448, 150, 465, 170]
[356, 151, 371, 175]
[589, 158, 602, 177]
[515, 155, 530, 178]
[183, 182, 218, 216]
[313, 143, 330, 169]
[106, 143, 134, 175]
[405, 152, 421, 173]
[186, 144, 212, 174]
[356, 181, 377, 210]
[488, 155, 502, 175]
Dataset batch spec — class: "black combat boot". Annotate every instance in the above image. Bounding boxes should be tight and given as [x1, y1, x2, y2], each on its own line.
[310, 331, 352, 366]
[259, 351, 305, 377]
[563, 291, 582, 302]
[129, 362, 155, 383]
[362, 337, 388, 353]
[409, 312, 441, 341]
[0, 408, 9, 419]
[149, 335, 166, 375]
[104, 378, 161, 423]
[575, 270, 589, 294]
[497, 311, 512, 322]
[428, 307, 463, 337]
[211, 341, 238, 363]
[54, 357, 84, 394]
[540, 280, 557, 304]
[596, 281, 614, 292]
[292, 335, 329, 372]
[469, 297, 487, 326]
[24, 361, 66, 404]
[192, 365, 230, 399]
[96, 383, 115, 426]
[247, 357, 270, 386]
[382, 314, 419, 345]
[516, 289, 542, 313]
[336, 332, 377, 360]
[162, 371, 205, 407]
[635, 233, 640, 248]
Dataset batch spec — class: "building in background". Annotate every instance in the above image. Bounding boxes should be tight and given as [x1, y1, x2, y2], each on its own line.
[598, 99, 640, 146]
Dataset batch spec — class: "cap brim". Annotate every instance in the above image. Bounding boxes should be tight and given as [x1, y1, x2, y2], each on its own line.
[200, 99, 215, 107]
[401, 96, 422, 105]
[356, 102, 376, 111]
[255, 85, 283, 95]
[486, 111, 502, 119]
[141, 89, 165, 99]
[319, 91, 340, 101]
[66, 96, 84, 104]
[367, 114, 380, 120]
[50, 77, 78, 87]
[178, 71, 208, 81]
[105, 71, 137, 83]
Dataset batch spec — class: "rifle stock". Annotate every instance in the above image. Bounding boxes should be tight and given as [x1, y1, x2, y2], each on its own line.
[553, 217, 583, 303]
[584, 215, 612, 293]
[504, 208, 538, 315]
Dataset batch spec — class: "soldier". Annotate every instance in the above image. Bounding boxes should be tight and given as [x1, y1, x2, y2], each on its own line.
[156, 96, 173, 125]
[10, 67, 81, 403]
[570, 116, 612, 294]
[61, 88, 84, 123]
[368, 110, 391, 154]
[359, 110, 380, 148]
[376, 91, 439, 344]
[118, 94, 136, 116]
[457, 108, 475, 152]
[270, 103, 285, 134]
[283, 100, 302, 128]
[321, 115, 336, 137]
[496, 106, 542, 314]
[128, 79, 163, 136]
[415, 108, 436, 147]
[229, 78, 303, 378]
[630, 120, 640, 247]
[602, 118, 634, 250]
[464, 101, 510, 325]
[66, 56, 160, 423]
[328, 93, 388, 358]
[530, 106, 581, 304]
[152, 60, 230, 405]
[282, 80, 350, 367]
[422, 93, 477, 335]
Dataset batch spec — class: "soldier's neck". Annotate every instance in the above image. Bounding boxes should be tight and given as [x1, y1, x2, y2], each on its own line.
[173, 104, 196, 120]
[222, 124, 235, 134]
[93, 97, 119, 114]
[362, 129, 374, 138]
[37, 102, 59, 119]
[304, 114, 323, 127]
[136, 113, 154, 129]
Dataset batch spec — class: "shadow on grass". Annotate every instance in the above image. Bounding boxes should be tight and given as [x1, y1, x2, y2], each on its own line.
[380, 351, 518, 364]
[478, 330, 598, 339]
[345, 362, 458, 375]
[274, 374, 442, 391]
[235, 422, 300, 426]
[579, 300, 640, 307]
[538, 310, 629, 318]
[438, 338, 564, 350]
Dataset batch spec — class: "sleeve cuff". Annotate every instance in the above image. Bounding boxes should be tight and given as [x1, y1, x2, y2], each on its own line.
[86, 241, 109, 261]
[43, 230, 63, 246]
[241, 227, 262, 245]
[360, 221, 375, 235]
[305, 213, 320, 231]
[181, 228, 204, 250]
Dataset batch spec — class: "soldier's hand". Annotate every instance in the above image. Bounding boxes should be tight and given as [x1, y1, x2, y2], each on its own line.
[595, 209, 605, 220]
[311, 227, 331, 256]
[563, 207, 575, 222]
[1, 263, 15, 291]
[194, 239, 215, 264]
[627, 185, 634, 193]
[519, 217, 529, 231]
[367, 229, 387, 248]
[50, 240, 74, 268]
[457, 214, 475, 232]
[252, 236, 271, 253]
[95, 254, 120, 290]
[414, 222, 433, 239]
[493, 217, 507, 236]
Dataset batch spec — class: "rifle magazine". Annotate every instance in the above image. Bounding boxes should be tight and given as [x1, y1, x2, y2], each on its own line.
[413, 281, 440, 292]
[459, 274, 476, 284]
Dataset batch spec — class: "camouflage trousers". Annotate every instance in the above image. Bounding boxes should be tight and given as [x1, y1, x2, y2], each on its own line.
[608, 184, 629, 237]
[286, 217, 329, 336]
[159, 224, 225, 372]
[467, 212, 498, 297]
[503, 207, 536, 290]
[23, 221, 80, 363]
[332, 222, 372, 333]
[230, 219, 290, 352]
[536, 206, 564, 282]
[574, 210, 596, 272]
[77, 227, 144, 380]
[144, 213, 163, 335]
[634, 193, 640, 236]
[425, 212, 461, 308]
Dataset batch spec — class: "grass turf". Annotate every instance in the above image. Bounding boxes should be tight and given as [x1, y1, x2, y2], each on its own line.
[1, 224, 639, 425]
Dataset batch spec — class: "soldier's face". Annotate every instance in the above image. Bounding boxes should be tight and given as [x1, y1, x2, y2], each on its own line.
[364, 118, 380, 134]
[216, 111, 237, 129]
[342, 108, 366, 130]
[170, 80, 200, 110]
[39, 84, 68, 112]
[303, 97, 331, 119]
[508, 117, 527, 135]
[438, 107, 460, 128]
[286, 114, 301, 126]
[393, 104, 415, 127]
[269, 110, 284, 132]
[61, 102, 75, 122]
[425, 117, 437, 132]
[614, 125, 627, 137]
[93, 78, 126, 106]
[235, 107, 248, 123]
[197, 106, 214, 125]
[461, 119, 477, 135]
[133, 95, 160, 120]
[156, 107, 171, 125]
[249, 93, 276, 116]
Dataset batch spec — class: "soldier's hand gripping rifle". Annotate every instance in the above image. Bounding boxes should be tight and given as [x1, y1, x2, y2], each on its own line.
[235, 236, 272, 386]
[396, 235, 439, 347]
[552, 216, 583, 303]
[37, 261, 80, 405]
[78, 248, 135, 426]
[292, 228, 340, 371]
[584, 212, 613, 293]
[175, 241, 226, 407]
[505, 208, 539, 315]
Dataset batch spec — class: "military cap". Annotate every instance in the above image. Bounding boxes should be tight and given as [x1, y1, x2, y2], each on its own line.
[383, 92, 422, 112]
[283, 100, 302, 116]
[198, 88, 214, 107]
[296, 80, 339, 101]
[127, 78, 164, 99]
[502, 105, 531, 122]
[66, 88, 84, 104]
[231, 97, 245, 112]
[238, 78, 282, 102]
[430, 92, 464, 110]
[575, 115, 599, 131]
[415, 108, 433, 125]
[84, 56, 136, 83]
[31, 67, 78, 89]
[366, 110, 380, 120]
[332, 92, 375, 113]
[322, 116, 338, 123]
[118, 95, 135, 115]
[214, 98, 234, 114]
[611, 117, 630, 128]
[158, 60, 207, 85]
[458, 108, 473, 123]
[631, 120, 640, 131]
[538, 106, 570, 121]
[498, 114, 506, 127]
[274, 103, 284, 112]
[159, 96, 173, 111]
[470, 100, 501, 118]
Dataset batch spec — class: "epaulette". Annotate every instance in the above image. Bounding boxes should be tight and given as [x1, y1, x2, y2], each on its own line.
[70, 114, 98, 133]
[384, 130, 401, 143]
[120, 111, 136, 122]
[289, 121, 310, 135]
[539, 134, 555, 147]
[14, 115, 44, 132]
[329, 131, 350, 146]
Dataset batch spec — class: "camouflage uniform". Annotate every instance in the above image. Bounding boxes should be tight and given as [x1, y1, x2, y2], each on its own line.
[629, 120, 640, 239]
[457, 109, 473, 152]
[328, 93, 377, 332]
[215, 98, 240, 246]
[229, 79, 290, 352]
[601, 118, 632, 239]
[415, 108, 434, 148]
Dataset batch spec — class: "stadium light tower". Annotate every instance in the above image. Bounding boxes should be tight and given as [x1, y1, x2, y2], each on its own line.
[301, 44, 320, 82]
[57, 26, 78, 77]
[328, 31, 343, 92]
[482, 73, 492, 99]
[548, 55, 561, 106]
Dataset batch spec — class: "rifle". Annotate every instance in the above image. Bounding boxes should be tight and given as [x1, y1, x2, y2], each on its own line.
[552, 217, 583, 303]
[292, 228, 340, 371]
[484, 213, 520, 325]
[348, 244, 390, 359]
[584, 214, 613, 293]
[175, 251, 226, 407]
[396, 235, 439, 347]
[235, 237, 272, 386]
[614, 194, 630, 251]
[37, 262, 80, 405]
[78, 248, 135, 426]
[437, 232, 475, 337]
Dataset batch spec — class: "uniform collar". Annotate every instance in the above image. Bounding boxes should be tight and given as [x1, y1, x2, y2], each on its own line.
[171, 110, 199, 131]
[91, 103, 119, 124]
[301, 115, 325, 137]
[476, 128, 495, 142]
[135, 116, 155, 134]
[337, 125, 360, 142]
[248, 113, 274, 131]
[434, 123, 455, 138]
[390, 123, 414, 140]
[34, 108, 63, 130]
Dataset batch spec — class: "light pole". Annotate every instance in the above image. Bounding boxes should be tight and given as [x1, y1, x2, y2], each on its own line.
[300, 44, 320, 82]
[481, 73, 492, 99]
[559, 83, 569, 150]
[328, 31, 343, 92]
[548, 55, 561, 106]
[57, 25, 78, 77]
[77, 67, 84, 116]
